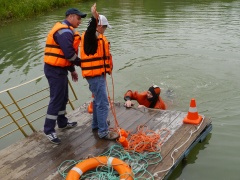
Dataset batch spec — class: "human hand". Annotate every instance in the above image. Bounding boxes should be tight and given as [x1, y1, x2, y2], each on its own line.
[91, 3, 98, 19]
[125, 100, 133, 108]
[138, 105, 145, 108]
[71, 71, 78, 82]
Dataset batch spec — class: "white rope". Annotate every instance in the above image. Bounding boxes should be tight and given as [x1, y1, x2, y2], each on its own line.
[153, 119, 204, 179]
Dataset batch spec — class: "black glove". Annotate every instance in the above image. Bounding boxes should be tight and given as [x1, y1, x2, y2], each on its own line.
[72, 57, 81, 67]
[66, 65, 75, 72]
[124, 96, 131, 101]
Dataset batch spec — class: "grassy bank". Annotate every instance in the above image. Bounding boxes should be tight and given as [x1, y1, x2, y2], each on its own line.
[0, 0, 82, 23]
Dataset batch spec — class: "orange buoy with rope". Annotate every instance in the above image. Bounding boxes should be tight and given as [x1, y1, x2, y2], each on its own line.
[66, 156, 134, 180]
[118, 136, 129, 147]
[118, 125, 170, 153]
[119, 128, 129, 138]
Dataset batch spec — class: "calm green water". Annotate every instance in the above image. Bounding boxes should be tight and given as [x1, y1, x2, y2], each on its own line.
[1, 0, 240, 179]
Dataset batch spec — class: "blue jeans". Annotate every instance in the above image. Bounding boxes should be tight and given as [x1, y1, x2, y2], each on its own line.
[87, 75, 109, 138]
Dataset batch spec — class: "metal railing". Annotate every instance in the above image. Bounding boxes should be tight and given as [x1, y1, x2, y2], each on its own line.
[0, 75, 78, 142]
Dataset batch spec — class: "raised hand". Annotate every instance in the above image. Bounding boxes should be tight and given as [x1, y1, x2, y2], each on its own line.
[91, 3, 98, 19]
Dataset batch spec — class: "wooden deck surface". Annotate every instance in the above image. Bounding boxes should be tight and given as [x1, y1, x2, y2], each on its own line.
[0, 103, 212, 180]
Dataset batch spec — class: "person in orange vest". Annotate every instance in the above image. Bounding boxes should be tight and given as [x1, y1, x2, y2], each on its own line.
[124, 85, 167, 110]
[80, 3, 118, 140]
[43, 8, 87, 144]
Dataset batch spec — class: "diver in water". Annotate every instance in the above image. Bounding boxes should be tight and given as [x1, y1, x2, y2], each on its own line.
[124, 85, 167, 110]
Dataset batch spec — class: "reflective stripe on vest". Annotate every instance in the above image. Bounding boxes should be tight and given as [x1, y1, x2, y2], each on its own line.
[44, 22, 80, 67]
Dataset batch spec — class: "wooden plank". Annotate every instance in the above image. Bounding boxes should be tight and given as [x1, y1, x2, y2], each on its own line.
[0, 106, 91, 180]
[120, 107, 165, 133]
[148, 118, 211, 179]
[0, 105, 89, 166]
[20, 104, 133, 179]
[33, 106, 154, 179]
[19, 118, 95, 179]
[0, 104, 212, 180]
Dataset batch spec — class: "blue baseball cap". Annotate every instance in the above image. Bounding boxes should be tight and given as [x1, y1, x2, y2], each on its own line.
[65, 8, 87, 18]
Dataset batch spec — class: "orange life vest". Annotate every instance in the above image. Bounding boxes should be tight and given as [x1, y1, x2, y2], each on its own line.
[124, 90, 167, 110]
[44, 22, 80, 67]
[80, 32, 113, 78]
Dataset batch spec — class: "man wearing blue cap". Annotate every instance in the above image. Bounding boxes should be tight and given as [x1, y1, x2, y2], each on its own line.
[43, 8, 87, 144]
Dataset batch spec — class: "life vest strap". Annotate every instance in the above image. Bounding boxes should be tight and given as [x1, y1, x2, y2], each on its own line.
[45, 52, 65, 59]
[81, 64, 110, 70]
[81, 56, 110, 63]
[45, 44, 61, 49]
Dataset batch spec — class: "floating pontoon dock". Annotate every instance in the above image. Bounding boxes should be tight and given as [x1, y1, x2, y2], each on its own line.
[0, 103, 212, 180]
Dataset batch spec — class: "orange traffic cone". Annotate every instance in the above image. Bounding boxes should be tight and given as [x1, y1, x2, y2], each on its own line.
[87, 94, 94, 114]
[87, 101, 93, 113]
[183, 98, 202, 125]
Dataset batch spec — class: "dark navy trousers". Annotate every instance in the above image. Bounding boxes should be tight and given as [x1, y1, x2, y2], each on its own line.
[43, 63, 69, 134]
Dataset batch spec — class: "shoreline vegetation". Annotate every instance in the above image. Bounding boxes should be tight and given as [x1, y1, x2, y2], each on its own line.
[0, 0, 83, 25]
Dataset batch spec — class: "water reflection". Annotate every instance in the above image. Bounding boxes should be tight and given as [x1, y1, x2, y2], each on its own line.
[168, 133, 212, 180]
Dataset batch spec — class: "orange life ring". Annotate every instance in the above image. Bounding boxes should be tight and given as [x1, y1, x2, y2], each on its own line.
[66, 156, 134, 180]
